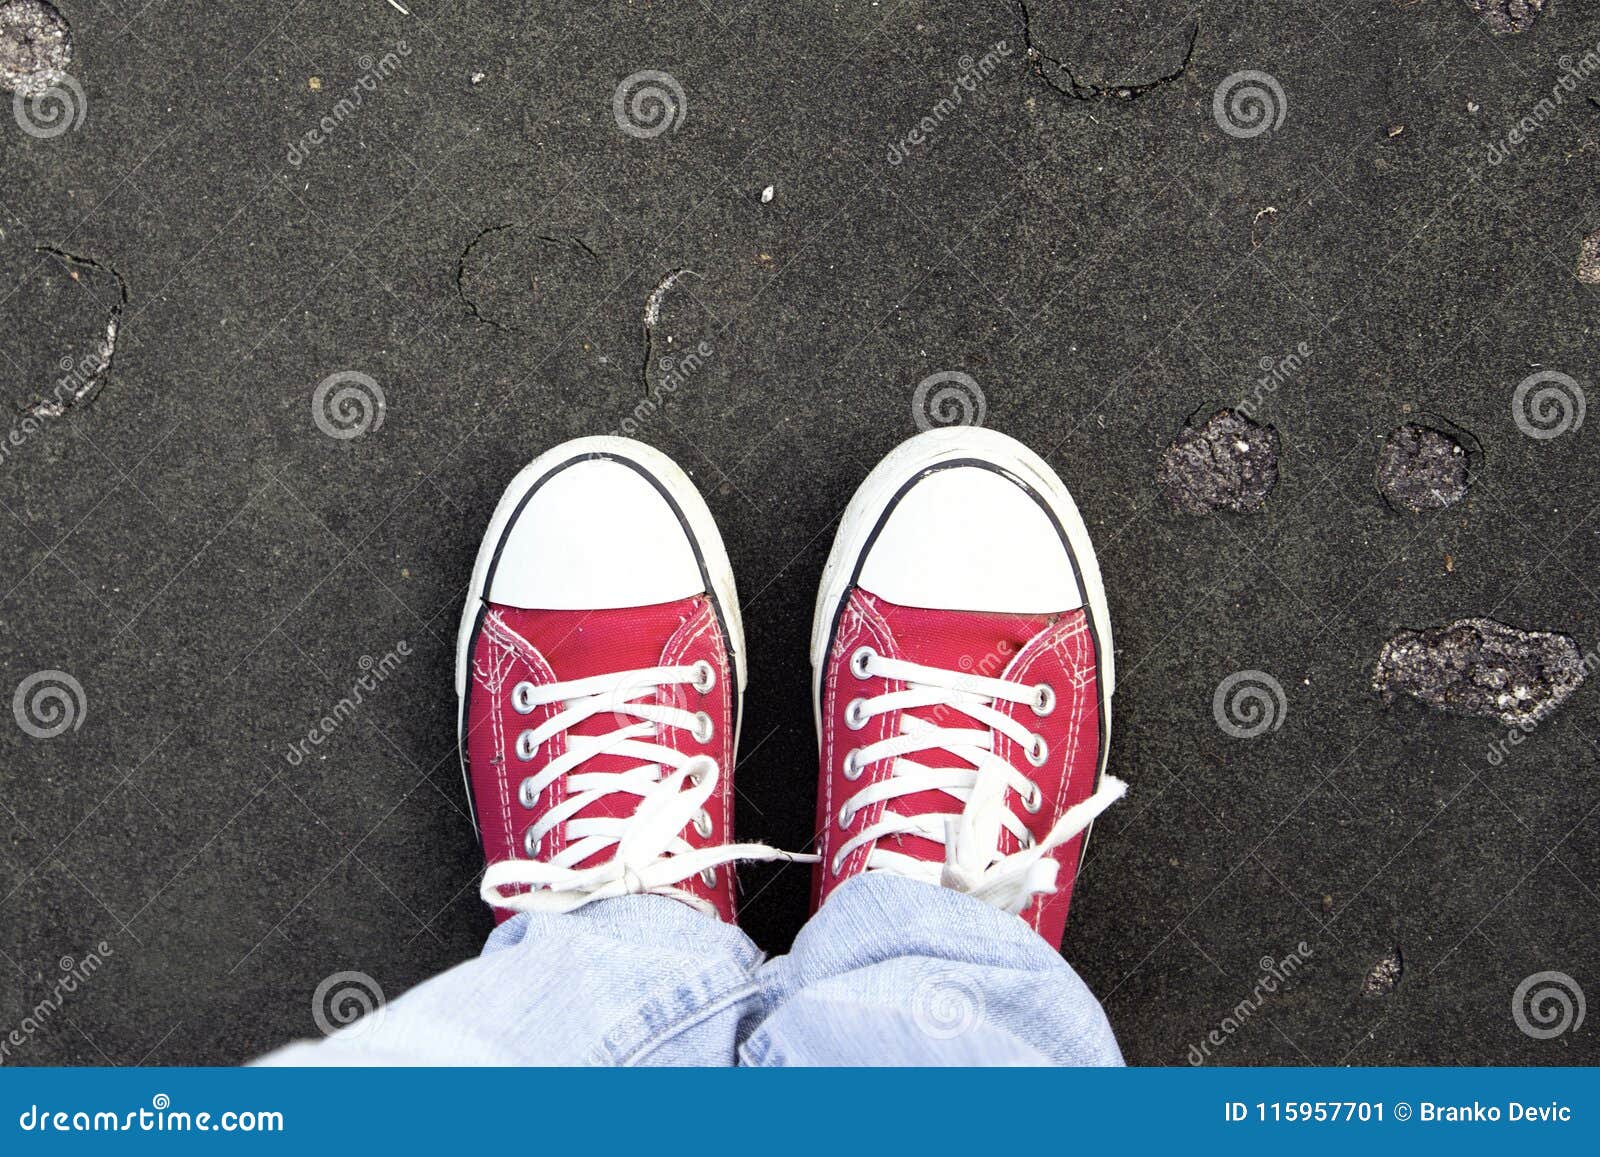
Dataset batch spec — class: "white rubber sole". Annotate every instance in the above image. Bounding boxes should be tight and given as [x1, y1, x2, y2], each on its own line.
[455, 436, 745, 836]
[809, 426, 1114, 741]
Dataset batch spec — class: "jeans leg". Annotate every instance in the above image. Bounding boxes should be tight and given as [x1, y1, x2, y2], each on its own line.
[255, 894, 762, 1066]
[743, 873, 1123, 1067]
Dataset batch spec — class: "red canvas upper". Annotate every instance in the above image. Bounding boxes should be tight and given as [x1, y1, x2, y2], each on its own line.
[464, 594, 738, 922]
[814, 589, 1103, 945]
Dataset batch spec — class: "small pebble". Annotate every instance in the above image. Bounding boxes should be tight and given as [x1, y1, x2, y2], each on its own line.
[761, 185, 775, 203]
[1577, 227, 1600, 284]
[1362, 948, 1402, 998]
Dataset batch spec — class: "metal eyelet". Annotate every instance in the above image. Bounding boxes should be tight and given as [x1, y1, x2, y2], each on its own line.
[691, 660, 716, 694]
[515, 730, 538, 761]
[511, 681, 537, 714]
[692, 712, 714, 743]
[518, 778, 538, 808]
[700, 867, 718, 887]
[844, 698, 870, 730]
[1025, 734, 1049, 767]
[694, 809, 714, 838]
[1021, 780, 1044, 813]
[1031, 683, 1056, 717]
[1019, 829, 1037, 849]
[842, 748, 864, 781]
[850, 646, 875, 679]
[522, 827, 539, 857]
[830, 850, 846, 875]
[838, 804, 854, 829]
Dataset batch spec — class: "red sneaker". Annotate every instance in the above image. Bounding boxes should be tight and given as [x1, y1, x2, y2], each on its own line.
[810, 427, 1126, 945]
[457, 437, 787, 922]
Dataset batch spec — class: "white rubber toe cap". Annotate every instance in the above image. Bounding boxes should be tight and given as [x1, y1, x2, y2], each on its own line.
[857, 465, 1083, 614]
[487, 457, 705, 610]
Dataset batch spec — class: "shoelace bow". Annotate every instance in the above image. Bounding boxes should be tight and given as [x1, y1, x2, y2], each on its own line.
[480, 663, 798, 916]
[836, 647, 1127, 914]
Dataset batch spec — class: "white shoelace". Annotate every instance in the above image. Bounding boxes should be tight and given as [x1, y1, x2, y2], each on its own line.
[480, 662, 795, 917]
[834, 646, 1127, 914]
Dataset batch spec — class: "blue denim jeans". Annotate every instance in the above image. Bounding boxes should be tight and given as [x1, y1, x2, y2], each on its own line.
[256, 873, 1122, 1066]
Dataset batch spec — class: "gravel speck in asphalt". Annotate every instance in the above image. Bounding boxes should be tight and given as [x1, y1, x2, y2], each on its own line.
[0, 0, 71, 97]
[1363, 948, 1403, 998]
[1375, 424, 1469, 513]
[1577, 228, 1600, 283]
[1157, 409, 1280, 515]
[1466, 0, 1547, 36]
[1372, 617, 1587, 726]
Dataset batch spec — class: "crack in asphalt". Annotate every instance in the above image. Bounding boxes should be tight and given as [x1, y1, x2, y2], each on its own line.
[23, 244, 128, 418]
[1015, 1, 1199, 102]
